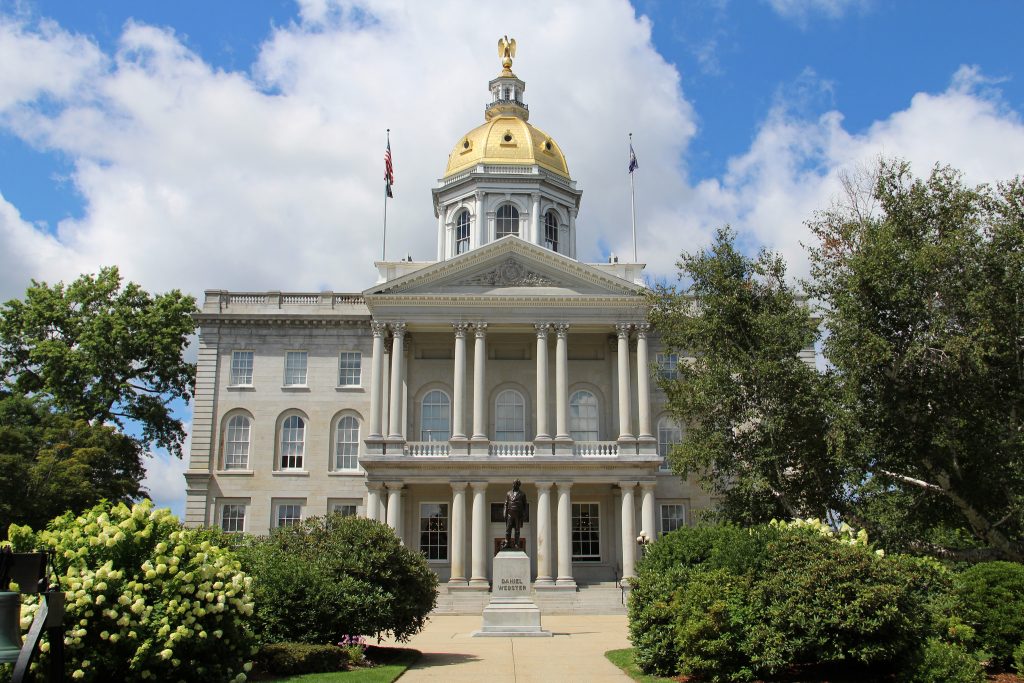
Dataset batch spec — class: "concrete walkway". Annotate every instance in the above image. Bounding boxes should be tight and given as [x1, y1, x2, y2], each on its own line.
[381, 614, 632, 682]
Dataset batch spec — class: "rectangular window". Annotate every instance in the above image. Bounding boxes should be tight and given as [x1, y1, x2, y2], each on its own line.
[657, 353, 679, 380]
[419, 503, 449, 561]
[571, 502, 600, 562]
[660, 504, 686, 536]
[338, 351, 362, 387]
[230, 351, 254, 386]
[284, 351, 308, 386]
[332, 503, 358, 517]
[275, 503, 302, 528]
[221, 504, 246, 533]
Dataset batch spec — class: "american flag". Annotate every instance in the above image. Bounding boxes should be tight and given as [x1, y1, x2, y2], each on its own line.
[628, 143, 638, 174]
[385, 136, 395, 198]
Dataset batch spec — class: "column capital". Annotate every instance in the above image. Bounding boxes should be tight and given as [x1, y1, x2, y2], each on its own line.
[451, 481, 469, 492]
[470, 481, 489, 492]
[371, 320, 388, 337]
[635, 322, 651, 337]
[615, 322, 633, 338]
[385, 481, 405, 491]
[366, 481, 384, 491]
[389, 321, 407, 336]
[453, 322, 470, 337]
[639, 481, 657, 492]
[534, 322, 551, 337]
[473, 322, 488, 338]
[535, 481, 554, 491]
[556, 481, 573, 491]
[554, 323, 570, 338]
[617, 480, 638, 491]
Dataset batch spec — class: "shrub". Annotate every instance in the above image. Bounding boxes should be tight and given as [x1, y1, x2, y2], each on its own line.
[256, 642, 357, 675]
[236, 513, 437, 645]
[2, 500, 254, 683]
[1014, 640, 1024, 673]
[955, 561, 1024, 669]
[904, 638, 985, 683]
[629, 522, 953, 681]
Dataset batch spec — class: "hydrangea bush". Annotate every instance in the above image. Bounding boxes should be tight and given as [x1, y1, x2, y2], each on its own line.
[3, 500, 255, 683]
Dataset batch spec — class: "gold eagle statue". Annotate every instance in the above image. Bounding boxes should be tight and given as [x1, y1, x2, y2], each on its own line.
[498, 35, 516, 70]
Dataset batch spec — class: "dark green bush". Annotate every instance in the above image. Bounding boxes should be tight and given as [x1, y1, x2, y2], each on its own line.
[236, 513, 437, 645]
[629, 523, 956, 681]
[955, 561, 1024, 669]
[903, 638, 985, 683]
[1014, 640, 1024, 673]
[256, 642, 353, 675]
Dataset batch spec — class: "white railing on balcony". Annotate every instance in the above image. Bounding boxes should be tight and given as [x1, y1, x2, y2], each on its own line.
[229, 294, 267, 304]
[573, 441, 619, 457]
[404, 442, 451, 457]
[282, 294, 319, 304]
[489, 442, 535, 457]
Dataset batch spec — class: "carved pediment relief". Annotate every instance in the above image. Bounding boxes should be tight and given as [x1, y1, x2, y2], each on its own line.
[454, 258, 555, 287]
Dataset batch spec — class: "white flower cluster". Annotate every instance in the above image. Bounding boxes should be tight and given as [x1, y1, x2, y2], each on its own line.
[6, 500, 255, 682]
[768, 517, 884, 557]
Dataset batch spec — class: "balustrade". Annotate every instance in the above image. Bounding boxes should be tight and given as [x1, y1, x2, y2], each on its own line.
[403, 441, 451, 457]
[572, 441, 619, 457]
[488, 442, 535, 457]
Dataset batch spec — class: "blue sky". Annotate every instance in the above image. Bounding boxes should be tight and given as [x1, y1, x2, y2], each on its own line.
[2, 0, 1023, 515]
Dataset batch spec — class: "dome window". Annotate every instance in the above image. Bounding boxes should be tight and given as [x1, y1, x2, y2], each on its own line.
[496, 204, 519, 239]
[544, 211, 559, 252]
[544, 140, 553, 151]
[463, 140, 470, 149]
[455, 210, 471, 254]
[502, 131, 514, 143]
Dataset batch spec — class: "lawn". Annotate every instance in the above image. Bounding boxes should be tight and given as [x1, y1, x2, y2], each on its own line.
[605, 648, 677, 683]
[255, 647, 420, 683]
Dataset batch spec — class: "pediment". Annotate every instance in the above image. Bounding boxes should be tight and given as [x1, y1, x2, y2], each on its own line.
[363, 237, 642, 299]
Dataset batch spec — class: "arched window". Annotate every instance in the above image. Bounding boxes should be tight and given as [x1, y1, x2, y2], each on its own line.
[544, 211, 559, 252]
[455, 210, 471, 254]
[495, 389, 526, 441]
[335, 416, 359, 470]
[496, 204, 519, 239]
[223, 414, 251, 470]
[657, 417, 682, 470]
[421, 390, 451, 441]
[280, 415, 305, 470]
[569, 390, 599, 441]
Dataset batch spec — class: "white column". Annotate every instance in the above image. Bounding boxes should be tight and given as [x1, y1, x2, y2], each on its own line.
[640, 482, 657, 539]
[535, 481, 554, 585]
[449, 482, 468, 585]
[619, 481, 636, 580]
[369, 321, 387, 438]
[400, 338, 409, 440]
[530, 193, 541, 245]
[554, 323, 570, 441]
[535, 323, 550, 441]
[469, 482, 489, 587]
[556, 482, 575, 587]
[615, 323, 634, 440]
[388, 322, 406, 440]
[636, 322, 653, 440]
[471, 323, 488, 441]
[385, 483, 404, 540]
[452, 323, 469, 440]
[437, 209, 445, 260]
[366, 482, 383, 522]
[569, 207, 577, 258]
[474, 192, 484, 249]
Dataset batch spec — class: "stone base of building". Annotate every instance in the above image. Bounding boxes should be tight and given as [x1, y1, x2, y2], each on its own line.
[472, 549, 551, 638]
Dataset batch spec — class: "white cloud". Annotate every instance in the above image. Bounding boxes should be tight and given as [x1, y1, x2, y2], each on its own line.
[765, 0, 869, 25]
[142, 445, 189, 519]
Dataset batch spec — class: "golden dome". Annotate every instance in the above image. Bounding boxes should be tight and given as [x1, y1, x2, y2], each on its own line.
[443, 115, 570, 179]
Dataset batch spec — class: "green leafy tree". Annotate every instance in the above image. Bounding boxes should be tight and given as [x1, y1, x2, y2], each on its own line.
[0, 392, 145, 534]
[649, 227, 841, 523]
[0, 267, 197, 456]
[808, 161, 1024, 561]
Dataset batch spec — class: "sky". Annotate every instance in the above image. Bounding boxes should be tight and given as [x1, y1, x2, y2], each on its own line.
[2, 0, 1023, 517]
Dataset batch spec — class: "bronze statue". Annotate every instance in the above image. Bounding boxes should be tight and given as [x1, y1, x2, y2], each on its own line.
[502, 479, 528, 550]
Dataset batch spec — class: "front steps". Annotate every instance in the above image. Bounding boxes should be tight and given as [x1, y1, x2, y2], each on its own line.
[433, 581, 628, 615]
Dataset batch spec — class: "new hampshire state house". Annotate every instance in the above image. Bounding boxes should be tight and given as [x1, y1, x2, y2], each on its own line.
[184, 42, 712, 605]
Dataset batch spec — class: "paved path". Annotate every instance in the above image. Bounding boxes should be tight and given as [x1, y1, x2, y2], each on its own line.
[381, 614, 632, 682]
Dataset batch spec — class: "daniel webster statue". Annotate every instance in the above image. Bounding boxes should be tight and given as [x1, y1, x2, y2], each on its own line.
[502, 479, 529, 550]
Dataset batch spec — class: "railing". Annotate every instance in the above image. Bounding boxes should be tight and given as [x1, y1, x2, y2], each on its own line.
[229, 294, 266, 304]
[404, 442, 451, 457]
[489, 442, 535, 457]
[333, 295, 365, 305]
[573, 441, 619, 457]
[282, 294, 319, 304]
[482, 164, 536, 175]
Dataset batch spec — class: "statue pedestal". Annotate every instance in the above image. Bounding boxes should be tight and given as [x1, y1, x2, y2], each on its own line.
[472, 549, 552, 637]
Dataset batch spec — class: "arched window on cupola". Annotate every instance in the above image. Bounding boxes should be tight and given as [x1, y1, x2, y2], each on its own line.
[544, 210, 559, 253]
[496, 204, 519, 239]
[455, 210, 471, 254]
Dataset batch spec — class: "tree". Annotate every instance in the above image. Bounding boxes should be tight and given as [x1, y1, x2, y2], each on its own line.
[0, 392, 145, 534]
[808, 161, 1024, 562]
[649, 227, 841, 524]
[0, 267, 197, 456]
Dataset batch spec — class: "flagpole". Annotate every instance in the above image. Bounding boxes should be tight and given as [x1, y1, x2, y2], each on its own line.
[629, 132, 637, 263]
[382, 129, 389, 261]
